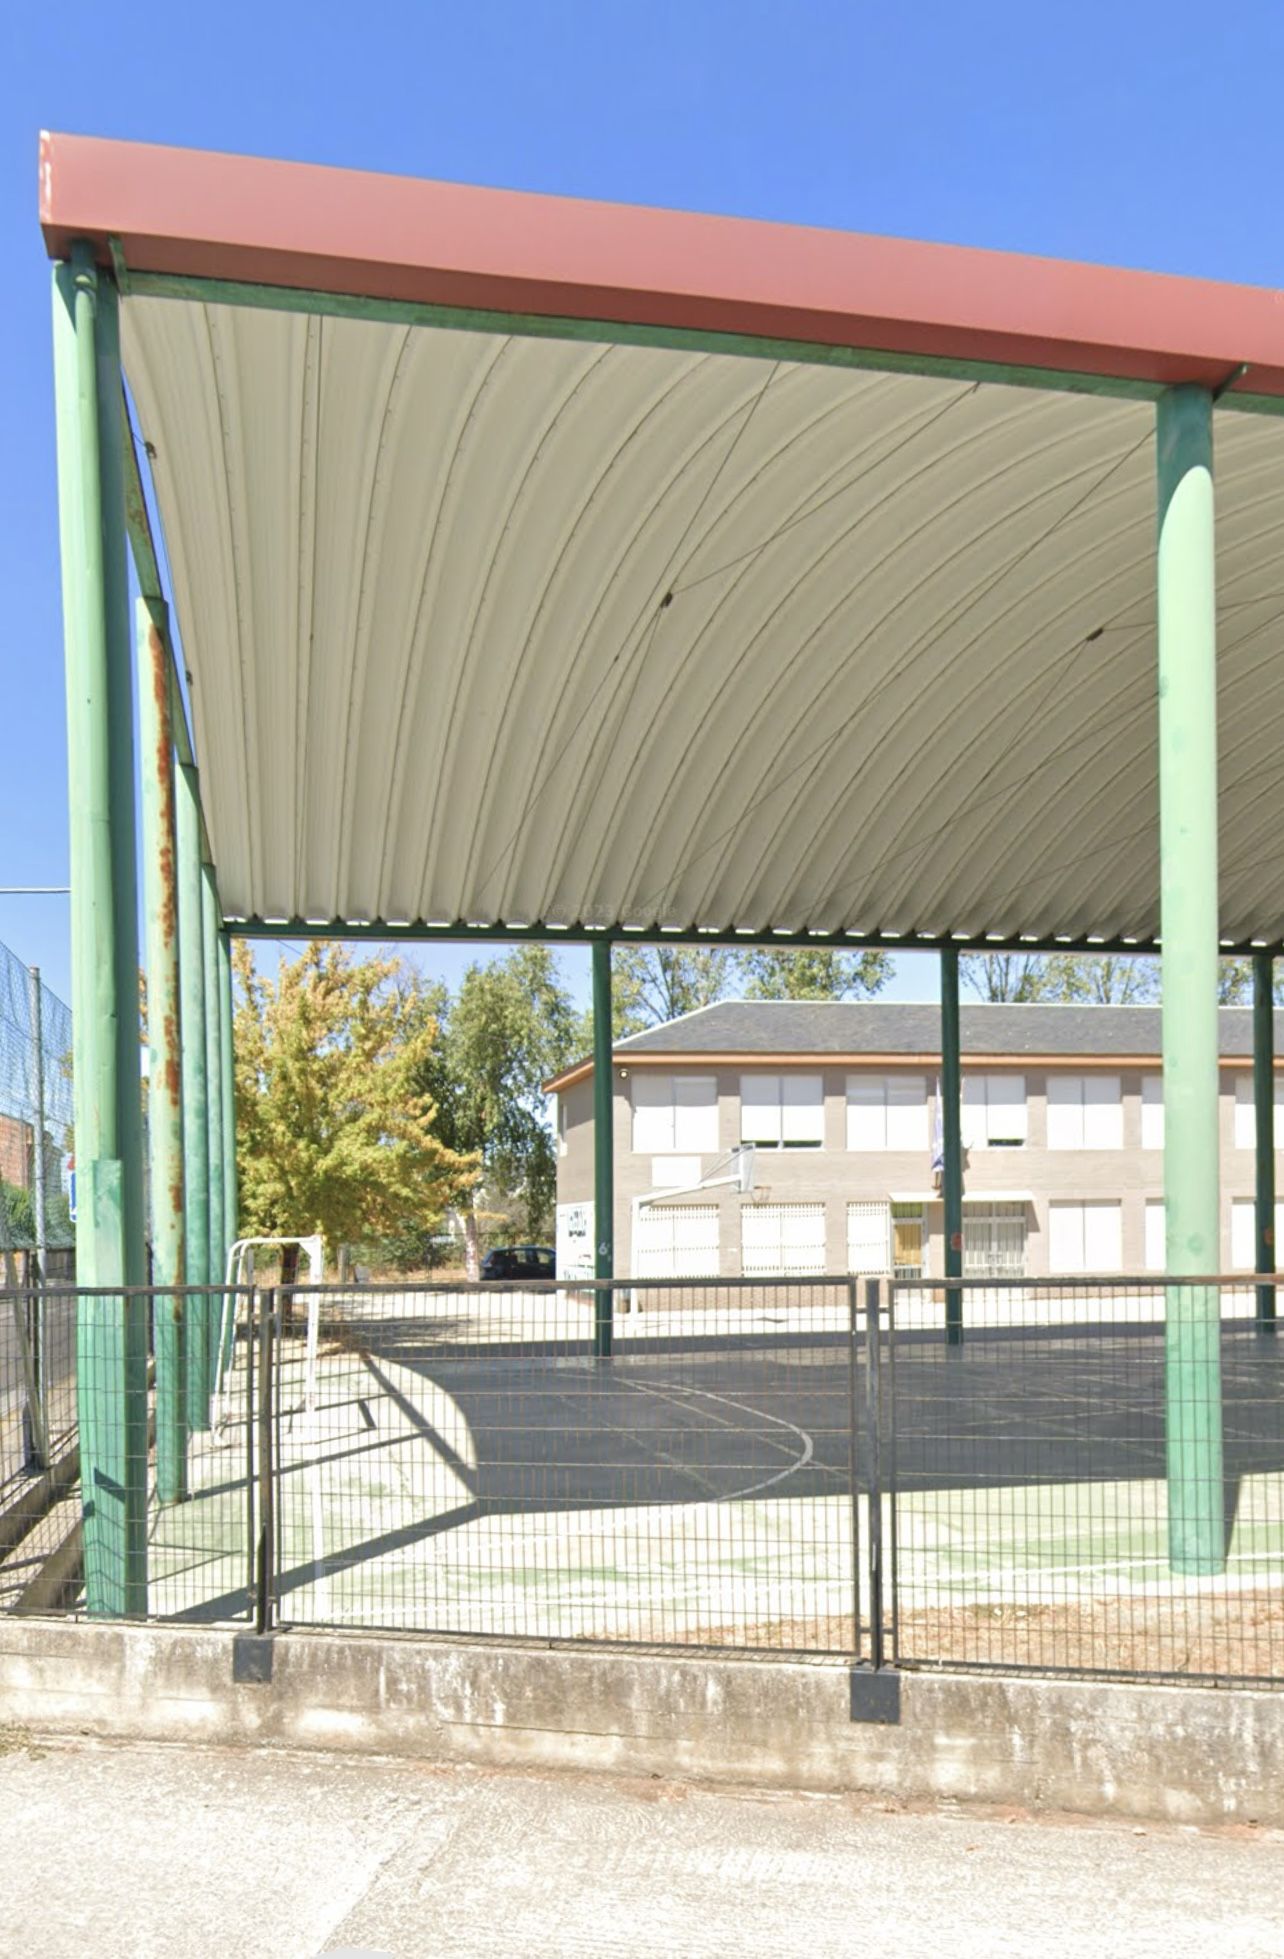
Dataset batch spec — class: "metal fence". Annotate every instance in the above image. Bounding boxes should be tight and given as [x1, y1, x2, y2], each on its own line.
[883, 1276, 1284, 1684]
[0, 1285, 254, 1619]
[0, 941, 74, 1268]
[3, 1275, 1283, 1687]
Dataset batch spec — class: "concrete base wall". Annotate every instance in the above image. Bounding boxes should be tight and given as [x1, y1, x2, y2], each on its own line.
[1, 1618, 1280, 1828]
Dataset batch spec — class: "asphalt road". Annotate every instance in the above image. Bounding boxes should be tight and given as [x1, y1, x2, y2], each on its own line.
[1, 1736, 1281, 1958]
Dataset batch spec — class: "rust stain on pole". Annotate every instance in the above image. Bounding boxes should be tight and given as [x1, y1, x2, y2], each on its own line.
[137, 597, 187, 1500]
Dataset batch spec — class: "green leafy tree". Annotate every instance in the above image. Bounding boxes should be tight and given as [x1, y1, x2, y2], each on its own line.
[963, 952, 1159, 1004]
[611, 946, 735, 1037]
[420, 947, 583, 1272]
[231, 942, 476, 1271]
[1218, 958, 1284, 1005]
[736, 946, 891, 1000]
[1039, 953, 1159, 1004]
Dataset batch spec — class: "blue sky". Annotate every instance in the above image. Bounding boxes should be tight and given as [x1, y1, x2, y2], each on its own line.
[3, 1, 1281, 1016]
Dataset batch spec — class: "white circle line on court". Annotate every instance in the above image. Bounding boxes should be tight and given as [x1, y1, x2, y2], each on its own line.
[625, 1377, 816, 1502]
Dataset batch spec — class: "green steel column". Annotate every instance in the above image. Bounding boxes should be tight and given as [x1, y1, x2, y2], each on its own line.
[136, 597, 187, 1503]
[1157, 383, 1225, 1576]
[592, 941, 614, 1360]
[218, 931, 239, 1374]
[203, 868, 226, 1353]
[176, 758, 211, 1426]
[1254, 952, 1276, 1332]
[219, 933, 238, 1253]
[941, 947, 964, 1346]
[52, 245, 148, 1614]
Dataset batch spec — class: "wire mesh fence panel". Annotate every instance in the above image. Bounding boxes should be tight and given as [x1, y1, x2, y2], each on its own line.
[272, 1278, 864, 1653]
[0, 944, 75, 1263]
[0, 1287, 257, 1622]
[886, 1277, 1284, 1684]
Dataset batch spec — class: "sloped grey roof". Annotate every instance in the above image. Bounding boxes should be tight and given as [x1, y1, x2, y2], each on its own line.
[615, 999, 1277, 1058]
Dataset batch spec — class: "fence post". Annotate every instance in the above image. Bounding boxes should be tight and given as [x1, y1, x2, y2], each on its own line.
[255, 1287, 276, 1634]
[864, 1276, 885, 1669]
[846, 1277, 862, 1661]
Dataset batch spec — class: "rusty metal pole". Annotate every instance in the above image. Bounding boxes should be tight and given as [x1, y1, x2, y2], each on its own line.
[137, 595, 187, 1502]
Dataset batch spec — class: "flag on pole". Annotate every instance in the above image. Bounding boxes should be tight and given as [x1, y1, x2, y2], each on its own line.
[931, 1077, 944, 1193]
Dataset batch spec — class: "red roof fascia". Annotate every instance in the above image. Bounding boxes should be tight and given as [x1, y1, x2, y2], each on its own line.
[39, 132, 1284, 399]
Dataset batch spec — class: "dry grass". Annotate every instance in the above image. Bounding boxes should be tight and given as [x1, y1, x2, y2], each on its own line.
[699, 1593, 1284, 1679]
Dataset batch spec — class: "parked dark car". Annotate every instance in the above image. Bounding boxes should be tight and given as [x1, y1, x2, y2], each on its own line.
[480, 1244, 556, 1282]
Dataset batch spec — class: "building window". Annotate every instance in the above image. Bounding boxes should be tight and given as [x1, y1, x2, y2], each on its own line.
[962, 1201, 1026, 1278]
[1141, 1075, 1163, 1150]
[741, 1202, 825, 1277]
[557, 1097, 568, 1159]
[1233, 1074, 1284, 1151]
[961, 1074, 1027, 1149]
[1048, 1200, 1122, 1274]
[1145, 1199, 1165, 1271]
[631, 1074, 718, 1154]
[847, 1200, 890, 1274]
[635, 1204, 720, 1279]
[1230, 1198, 1284, 1271]
[740, 1074, 824, 1149]
[846, 1200, 929, 1279]
[846, 1074, 928, 1151]
[1046, 1075, 1123, 1150]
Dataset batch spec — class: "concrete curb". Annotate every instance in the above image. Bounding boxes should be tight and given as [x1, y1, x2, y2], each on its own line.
[0, 1617, 1280, 1827]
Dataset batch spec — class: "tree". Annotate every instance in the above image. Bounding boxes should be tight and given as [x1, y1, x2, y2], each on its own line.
[962, 951, 1159, 1004]
[1218, 958, 1284, 1005]
[1039, 954, 1159, 1004]
[422, 947, 583, 1272]
[611, 946, 735, 1036]
[961, 953, 1055, 1002]
[231, 942, 475, 1270]
[737, 946, 891, 1001]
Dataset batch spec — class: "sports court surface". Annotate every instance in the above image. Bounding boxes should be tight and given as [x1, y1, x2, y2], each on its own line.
[147, 1287, 1284, 1679]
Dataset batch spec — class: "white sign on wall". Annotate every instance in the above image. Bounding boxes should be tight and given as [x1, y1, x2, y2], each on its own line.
[556, 1201, 594, 1281]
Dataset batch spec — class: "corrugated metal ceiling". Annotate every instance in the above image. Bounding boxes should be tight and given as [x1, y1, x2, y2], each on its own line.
[121, 297, 1284, 944]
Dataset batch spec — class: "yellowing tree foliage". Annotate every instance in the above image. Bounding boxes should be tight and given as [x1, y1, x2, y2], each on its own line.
[232, 943, 476, 1258]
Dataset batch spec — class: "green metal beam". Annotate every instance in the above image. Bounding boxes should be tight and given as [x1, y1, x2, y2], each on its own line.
[118, 264, 1284, 421]
[1156, 383, 1225, 1577]
[226, 916, 1262, 958]
[1254, 952, 1276, 1333]
[52, 245, 148, 1614]
[136, 594, 187, 1504]
[592, 941, 614, 1360]
[940, 948, 964, 1345]
[176, 756, 211, 1426]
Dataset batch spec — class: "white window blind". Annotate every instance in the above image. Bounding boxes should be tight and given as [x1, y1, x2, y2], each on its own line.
[632, 1075, 717, 1153]
[1231, 1199, 1284, 1270]
[1145, 1200, 1165, 1271]
[1048, 1200, 1122, 1274]
[1234, 1074, 1284, 1150]
[635, 1204, 720, 1279]
[847, 1201, 890, 1273]
[1141, 1075, 1164, 1150]
[741, 1203, 825, 1277]
[740, 1074, 823, 1148]
[961, 1074, 1027, 1148]
[1046, 1075, 1122, 1150]
[845, 1075, 927, 1151]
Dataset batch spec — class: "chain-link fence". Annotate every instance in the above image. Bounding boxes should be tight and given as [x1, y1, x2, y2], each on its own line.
[0, 939, 74, 1276]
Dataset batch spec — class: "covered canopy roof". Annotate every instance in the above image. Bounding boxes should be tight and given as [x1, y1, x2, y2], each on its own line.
[40, 134, 1284, 950]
